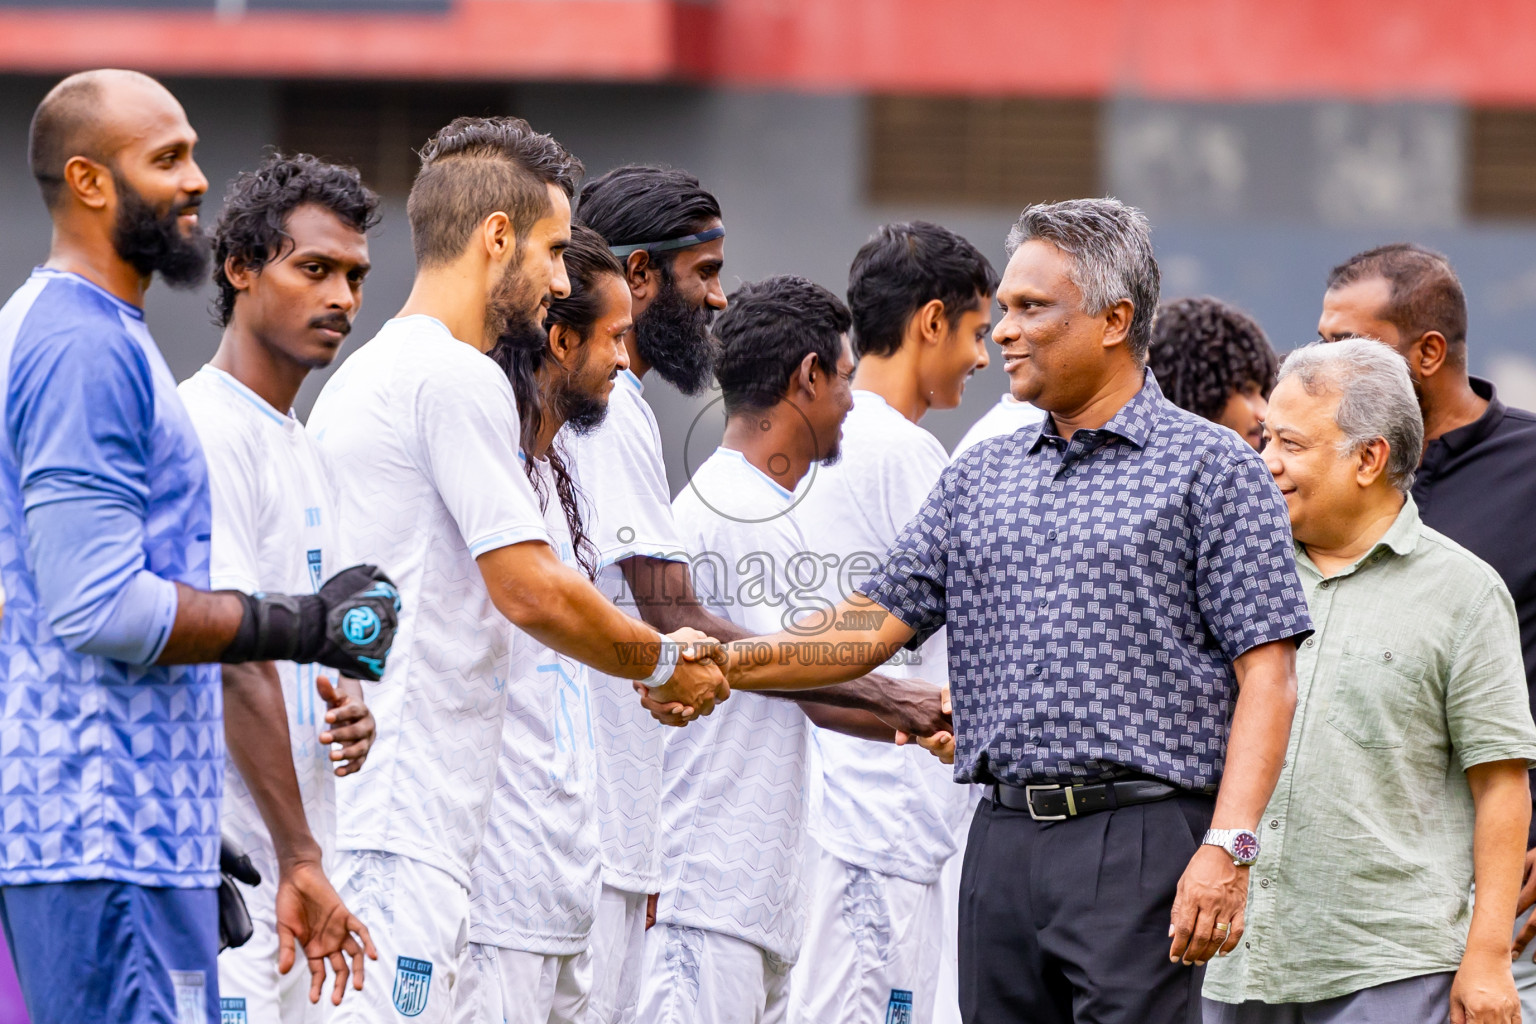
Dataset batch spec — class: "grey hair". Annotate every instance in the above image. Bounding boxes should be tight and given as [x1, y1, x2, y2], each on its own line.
[1005, 197, 1161, 360]
[1277, 338, 1424, 494]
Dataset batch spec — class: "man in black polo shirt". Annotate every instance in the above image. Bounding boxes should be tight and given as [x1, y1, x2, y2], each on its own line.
[1318, 242, 1536, 1009]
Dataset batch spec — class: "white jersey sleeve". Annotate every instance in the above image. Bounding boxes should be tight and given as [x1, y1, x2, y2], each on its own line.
[411, 346, 549, 559]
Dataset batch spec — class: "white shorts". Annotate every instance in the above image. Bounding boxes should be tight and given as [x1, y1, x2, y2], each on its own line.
[583, 885, 648, 1024]
[455, 943, 591, 1024]
[219, 917, 318, 1024]
[637, 923, 790, 1024]
[787, 844, 944, 1024]
[325, 850, 470, 1024]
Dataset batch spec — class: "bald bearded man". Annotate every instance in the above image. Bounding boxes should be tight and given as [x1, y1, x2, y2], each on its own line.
[0, 70, 388, 1024]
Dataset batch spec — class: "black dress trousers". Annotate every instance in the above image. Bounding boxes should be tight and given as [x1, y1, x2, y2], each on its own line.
[958, 791, 1215, 1024]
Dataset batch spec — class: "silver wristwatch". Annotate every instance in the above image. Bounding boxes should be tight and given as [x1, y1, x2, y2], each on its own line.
[1203, 828, 1260, 866]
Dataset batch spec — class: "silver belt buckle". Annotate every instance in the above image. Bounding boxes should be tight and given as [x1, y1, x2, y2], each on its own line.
[1024, 784, 1068, 821]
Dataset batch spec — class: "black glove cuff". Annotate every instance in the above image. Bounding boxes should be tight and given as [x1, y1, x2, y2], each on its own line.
[219, 591, 326, 664]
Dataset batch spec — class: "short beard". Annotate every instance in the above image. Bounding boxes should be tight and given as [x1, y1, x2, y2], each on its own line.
[633, 264, 717, 395]
[111, 175, 209, 289]
[486, 244, 544, 342]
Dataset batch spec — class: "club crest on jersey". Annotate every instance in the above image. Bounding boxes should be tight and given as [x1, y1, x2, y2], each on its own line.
[392, 956, 433, 1017]
[307, 549, 323, 593]
[219, 998, 247, 1024]
[885, 989, 913, 1024]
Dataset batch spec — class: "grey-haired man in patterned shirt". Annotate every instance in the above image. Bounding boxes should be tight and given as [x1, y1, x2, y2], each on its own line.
[721, 198, 1311, 1024]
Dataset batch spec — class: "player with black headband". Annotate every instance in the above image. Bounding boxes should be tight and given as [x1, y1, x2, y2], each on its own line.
[0, 70, 396, 1024]
[569, 166, 951, 1024]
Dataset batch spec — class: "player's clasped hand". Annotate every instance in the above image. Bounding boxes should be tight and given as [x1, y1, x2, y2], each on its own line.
[895, 685, 956, 763]
[636, 627, 729, 726]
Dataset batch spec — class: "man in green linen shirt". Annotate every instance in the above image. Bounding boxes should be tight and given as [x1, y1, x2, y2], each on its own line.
[1202, 338, 1536, 1024]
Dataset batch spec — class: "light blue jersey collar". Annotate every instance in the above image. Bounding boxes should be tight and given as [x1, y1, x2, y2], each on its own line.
[716, 446, 795, 502]
[196, 365, 295, 430]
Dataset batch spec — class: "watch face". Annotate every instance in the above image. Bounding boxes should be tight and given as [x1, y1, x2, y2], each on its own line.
[1231, 831, 1260, 862]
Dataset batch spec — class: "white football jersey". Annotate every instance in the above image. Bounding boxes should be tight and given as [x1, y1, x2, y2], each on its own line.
[952, 393, 1045, 458]
[178, 365, 338, 902]
[309, 315, 550, 886]
[468, 458, 600, 954]
[560, 369, 684, 895]
[795, 391, 969, 885]
[659, 447, 813, 962]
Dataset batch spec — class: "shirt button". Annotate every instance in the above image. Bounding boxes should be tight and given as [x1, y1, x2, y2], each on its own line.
[1269, 819, 1279, 829]
[1382, 651, 1393, 662]
[1259, 878, 1270, 888]
[1304, 638, 1315, 647]
[1319, 580, 1331, 590]
[1047, 530, 1058, 541]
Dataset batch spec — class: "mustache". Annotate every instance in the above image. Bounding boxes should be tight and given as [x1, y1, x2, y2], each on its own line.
[309, 312, 352, 336]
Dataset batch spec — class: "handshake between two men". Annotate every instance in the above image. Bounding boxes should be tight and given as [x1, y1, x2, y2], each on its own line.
[629, 599, 955, 746]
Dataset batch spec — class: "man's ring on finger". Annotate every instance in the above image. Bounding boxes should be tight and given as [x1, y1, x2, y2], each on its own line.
[1214, 922, 1229, 932]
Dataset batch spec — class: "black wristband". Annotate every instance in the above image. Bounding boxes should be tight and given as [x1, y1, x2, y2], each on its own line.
[219, 591, 327, 665]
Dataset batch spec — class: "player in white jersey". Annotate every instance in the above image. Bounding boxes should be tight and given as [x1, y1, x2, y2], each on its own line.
[639, 276, 904, 1023]
[180, 153, 383, 1023]
[571, 170, 954, 1024]
[787, 223, 998, 1024]
[310, 118, 727, 1024]
[459, 226, 637, 1024]
[564, 166, 728, 1024]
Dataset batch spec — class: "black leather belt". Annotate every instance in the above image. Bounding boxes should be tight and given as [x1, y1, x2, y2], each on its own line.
[992, 779, 1178, 821]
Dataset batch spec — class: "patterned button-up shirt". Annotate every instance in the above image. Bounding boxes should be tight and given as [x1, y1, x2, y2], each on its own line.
[1203, 498, 1536, 1005]
[861, 372, 1311, 791]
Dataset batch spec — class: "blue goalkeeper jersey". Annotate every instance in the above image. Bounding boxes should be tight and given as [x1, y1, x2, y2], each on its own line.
[0, 268, 221, 888]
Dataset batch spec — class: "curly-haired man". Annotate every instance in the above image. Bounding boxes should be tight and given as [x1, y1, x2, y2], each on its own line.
[1147, 296, 1278, 450]
[179, 151, 383, 1023]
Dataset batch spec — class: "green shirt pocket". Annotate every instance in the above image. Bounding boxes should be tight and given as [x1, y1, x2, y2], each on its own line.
[1324, 636, 1431, 749]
